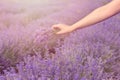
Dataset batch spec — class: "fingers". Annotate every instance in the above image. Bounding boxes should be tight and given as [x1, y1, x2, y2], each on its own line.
[52, 26, 62, 35]
[52, 25, 62, 32]
[52, 25, 58, 30]
[51, 24, 63, 29]
[52, 26, 58, 30]
[51, 24, 65, 35]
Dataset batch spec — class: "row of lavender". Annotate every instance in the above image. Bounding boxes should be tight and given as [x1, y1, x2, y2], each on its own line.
[0, 18, 120, 80]
[0, 0, 120, 80]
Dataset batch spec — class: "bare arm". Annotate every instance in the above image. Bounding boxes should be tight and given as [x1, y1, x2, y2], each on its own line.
[52, 0, 120, 34]
[71, 0, 120, 30]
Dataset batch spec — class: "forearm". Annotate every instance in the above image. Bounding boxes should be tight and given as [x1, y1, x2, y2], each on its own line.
[71, 1, 120, 30]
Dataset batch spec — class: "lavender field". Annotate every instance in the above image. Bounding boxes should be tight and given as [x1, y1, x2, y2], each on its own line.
[0, 0, 120, 80]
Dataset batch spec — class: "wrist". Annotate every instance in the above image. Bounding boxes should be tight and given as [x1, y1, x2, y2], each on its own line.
[70, 24, 79, 31]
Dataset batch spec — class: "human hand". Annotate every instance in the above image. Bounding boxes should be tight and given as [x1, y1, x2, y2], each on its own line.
[52, 24, 74, 35]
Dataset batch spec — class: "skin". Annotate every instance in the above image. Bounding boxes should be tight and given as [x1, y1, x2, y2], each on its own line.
[52, 0, 120, 35]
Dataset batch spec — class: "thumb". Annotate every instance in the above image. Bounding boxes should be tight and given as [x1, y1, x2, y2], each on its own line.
[56, 31, 64, 35]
